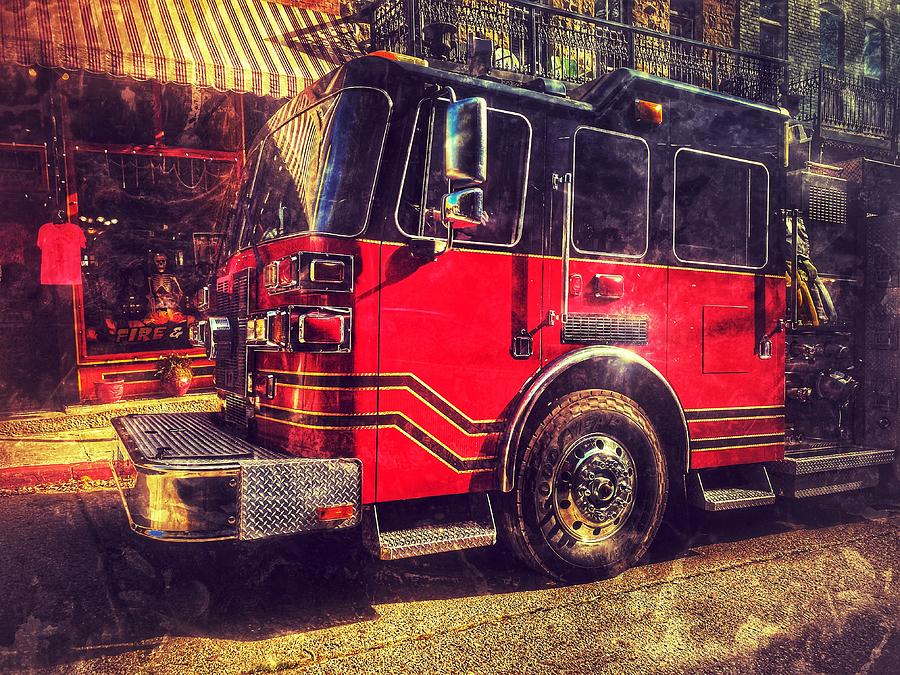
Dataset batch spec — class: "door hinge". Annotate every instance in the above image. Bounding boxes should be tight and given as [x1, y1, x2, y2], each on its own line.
[551, 172, 572, 191]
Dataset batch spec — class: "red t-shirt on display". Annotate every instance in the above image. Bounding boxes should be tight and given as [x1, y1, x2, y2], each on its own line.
[37, 222, 86, 285]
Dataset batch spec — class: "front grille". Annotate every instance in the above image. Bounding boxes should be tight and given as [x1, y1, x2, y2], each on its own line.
[213, 270, 251, 429]
[224, 392, 249, 429]
[213, 270, 250, 396]
[562, 313, 649, 345]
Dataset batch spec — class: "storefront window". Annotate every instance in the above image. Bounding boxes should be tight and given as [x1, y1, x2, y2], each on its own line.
[75, 150, 239, 356]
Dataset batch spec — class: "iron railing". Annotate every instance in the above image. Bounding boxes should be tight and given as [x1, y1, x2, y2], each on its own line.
[790, 66, 898, 145]
[366, 0, 787, 105]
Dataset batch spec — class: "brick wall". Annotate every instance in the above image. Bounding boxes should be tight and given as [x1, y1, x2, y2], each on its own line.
[702, 0, 737, 47]
[630, 0, 737, 46]
[632, 0, 671, 33]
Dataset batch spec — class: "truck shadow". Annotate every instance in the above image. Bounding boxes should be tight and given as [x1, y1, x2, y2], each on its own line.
[0, 489, 896, 669]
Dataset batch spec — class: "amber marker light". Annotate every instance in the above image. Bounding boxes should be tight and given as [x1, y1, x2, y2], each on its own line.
[317, 504, 355, 521]
[369, 50, 428, 67]
[635, 99, 663, 125]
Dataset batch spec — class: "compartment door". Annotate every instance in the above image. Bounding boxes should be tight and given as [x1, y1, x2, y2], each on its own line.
[665, 149, 786, 469]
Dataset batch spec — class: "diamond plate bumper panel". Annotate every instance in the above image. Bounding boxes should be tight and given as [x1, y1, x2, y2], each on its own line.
[111, 413, 361, 542]
[239, 458, 361, 540]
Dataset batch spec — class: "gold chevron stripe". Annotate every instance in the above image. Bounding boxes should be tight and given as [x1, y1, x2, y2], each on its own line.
[258, 369, 499, 424]
[258, 402, 496, 473]
[688, 415, 784, 422]
[272, 382, 495, 437]
[692, 442, 783, 453]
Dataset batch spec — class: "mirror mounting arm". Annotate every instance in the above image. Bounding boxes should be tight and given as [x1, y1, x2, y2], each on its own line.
[425, 84, 456, 103]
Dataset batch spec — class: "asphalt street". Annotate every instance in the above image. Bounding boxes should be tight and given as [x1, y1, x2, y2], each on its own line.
[0, 488, 898, 674]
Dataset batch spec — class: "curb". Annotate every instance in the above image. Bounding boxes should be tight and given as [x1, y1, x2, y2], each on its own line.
[0, 461, 113, 491]
[0, 392, 218, 438]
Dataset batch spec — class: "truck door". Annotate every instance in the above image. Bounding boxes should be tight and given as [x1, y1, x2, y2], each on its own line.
[665, 149, 786, 469]
[541, 124, 668, 378]
[375, 97, 544, 502]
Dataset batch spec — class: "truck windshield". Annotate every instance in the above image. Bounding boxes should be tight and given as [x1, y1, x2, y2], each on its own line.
[236, 88, 390, 250]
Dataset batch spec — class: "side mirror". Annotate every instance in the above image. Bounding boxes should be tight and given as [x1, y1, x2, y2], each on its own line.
[445, 97, 487, 183]
[442, 188, 484, 230]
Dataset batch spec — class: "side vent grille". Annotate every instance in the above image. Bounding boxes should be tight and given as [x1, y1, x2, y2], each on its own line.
[562, 314, 648, 345]
[808, 184, 847, 225]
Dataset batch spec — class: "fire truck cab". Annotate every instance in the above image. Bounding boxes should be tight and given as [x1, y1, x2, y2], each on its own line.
[109, 51, 899, 581]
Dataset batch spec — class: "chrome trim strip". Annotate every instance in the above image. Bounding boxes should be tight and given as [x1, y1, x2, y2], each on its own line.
[110, 419, 241, 542]
[499, 346, 689, 492]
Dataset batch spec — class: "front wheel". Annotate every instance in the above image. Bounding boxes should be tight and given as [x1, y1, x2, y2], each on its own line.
[499, 389, 668, 581]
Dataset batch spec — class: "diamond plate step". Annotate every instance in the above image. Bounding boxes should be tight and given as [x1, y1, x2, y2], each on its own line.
[697, 487, 776, 510]
[768, 445, 894, 476]
[365, 493, 496, 561]
[688, 464, 775, 511]
[767, 445, 894, 499]
[114, 412, 287, 463]
[770, 466, 882, 499]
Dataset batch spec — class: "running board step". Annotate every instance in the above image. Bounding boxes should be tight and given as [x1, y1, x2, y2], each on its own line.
[687, 464, 776, 511]
[767, 444, 894, 499]
[364, 493, 496, 561]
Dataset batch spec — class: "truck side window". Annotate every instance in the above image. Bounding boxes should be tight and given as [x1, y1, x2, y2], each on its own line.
[398, 100, 530, 247]
[674, 149, 769, 268]
[572, 128, 649, 257]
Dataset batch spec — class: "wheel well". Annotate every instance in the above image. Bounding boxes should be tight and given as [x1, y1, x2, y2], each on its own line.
[500, 350, 689, 494]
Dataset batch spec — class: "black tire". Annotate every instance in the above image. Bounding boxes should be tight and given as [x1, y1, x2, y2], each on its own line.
[499, 389, 668, 581]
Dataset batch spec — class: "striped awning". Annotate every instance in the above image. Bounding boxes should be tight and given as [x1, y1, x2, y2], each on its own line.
[0, 0, 363, 98]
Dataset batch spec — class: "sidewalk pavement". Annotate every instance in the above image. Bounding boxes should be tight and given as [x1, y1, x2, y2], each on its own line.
[0, 393, 218, 493]
[0, 427, 119, 492]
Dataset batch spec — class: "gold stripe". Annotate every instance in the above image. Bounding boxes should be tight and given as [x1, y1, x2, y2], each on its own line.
[260, 402, 494, 463]
[256, 413, 493, 474]
[364, 240, 783, 278]
[272, 381, 496, 436]
[684, 404, 784, 412]
[688, 415, 784, 423]
[692, 442, 783, 453]
[258, 370, 497, 423]
[692, 432, 784, 442]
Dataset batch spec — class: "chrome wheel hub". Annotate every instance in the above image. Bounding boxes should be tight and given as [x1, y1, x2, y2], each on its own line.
[551, 433, 636, 542]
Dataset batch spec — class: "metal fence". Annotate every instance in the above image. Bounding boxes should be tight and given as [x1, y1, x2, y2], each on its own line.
[790, 66, 897, 144]
[367, 0, 787, 105]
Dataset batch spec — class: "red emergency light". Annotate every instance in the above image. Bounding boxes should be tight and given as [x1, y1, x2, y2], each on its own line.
[299, 311, 346, 344]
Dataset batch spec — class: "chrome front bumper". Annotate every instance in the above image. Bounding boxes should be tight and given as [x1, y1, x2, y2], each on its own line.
[110, 413, 361, 542]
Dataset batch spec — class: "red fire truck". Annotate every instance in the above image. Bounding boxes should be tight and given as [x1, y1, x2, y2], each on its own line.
[109, 48, 900, 581]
